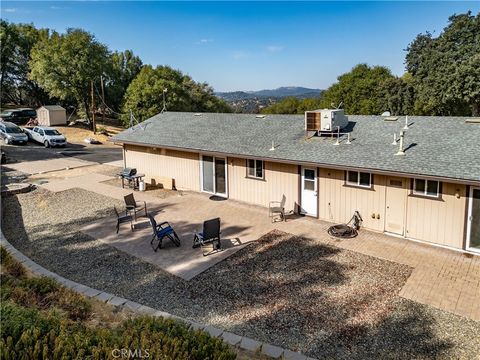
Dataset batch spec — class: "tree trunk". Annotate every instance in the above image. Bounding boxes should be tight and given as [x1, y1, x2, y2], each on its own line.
[83, 98, 91, 123]
[472, 102, 480, 117]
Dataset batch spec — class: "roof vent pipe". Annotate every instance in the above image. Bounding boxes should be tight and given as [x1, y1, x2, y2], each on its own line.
[395, 130, 406, 156]
[392, 133, 397, 145]
[403, 115, 409, 130]
[333, 126, 340, 145]
[269, 141, 275, 151]
[346, 133, 351, 144]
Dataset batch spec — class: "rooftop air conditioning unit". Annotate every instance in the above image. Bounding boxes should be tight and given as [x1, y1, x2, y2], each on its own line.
[305, 109, 348, 133]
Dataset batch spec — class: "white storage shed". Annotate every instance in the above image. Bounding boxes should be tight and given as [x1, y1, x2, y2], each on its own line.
[37, 105, 67, 126]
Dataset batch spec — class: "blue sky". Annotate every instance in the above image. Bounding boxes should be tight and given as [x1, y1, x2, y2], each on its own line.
[2, 1, 479, 91]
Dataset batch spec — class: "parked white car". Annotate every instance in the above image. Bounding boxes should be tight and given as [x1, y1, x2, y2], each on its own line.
[23, 126, 67, 147]
[0, 121, 28, 145]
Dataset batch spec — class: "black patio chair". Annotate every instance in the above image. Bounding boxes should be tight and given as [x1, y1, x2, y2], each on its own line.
[193, 218, 222, 256]
[124, 193, 147, 221]
[147, 214, 181, 251]
[114, 206, 133, 234]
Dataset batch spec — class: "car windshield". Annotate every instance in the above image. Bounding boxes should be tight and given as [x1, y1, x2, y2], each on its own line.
[22, 110, 36, 117]
[5, 127, 23, 134]
[1, 111, 12, 116]
[44, 129, 60, 136]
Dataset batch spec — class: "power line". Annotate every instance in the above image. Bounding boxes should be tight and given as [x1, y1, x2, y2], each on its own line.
[92, 82, 127, 117]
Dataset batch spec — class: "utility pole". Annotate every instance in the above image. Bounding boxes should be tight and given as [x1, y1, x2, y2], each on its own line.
[100, 75, 105, 122]
[162, 88, 167, 113]
[91, 80, 96, 134]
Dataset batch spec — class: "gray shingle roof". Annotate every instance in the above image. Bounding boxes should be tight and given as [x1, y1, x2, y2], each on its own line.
[112, 112, 480, 183]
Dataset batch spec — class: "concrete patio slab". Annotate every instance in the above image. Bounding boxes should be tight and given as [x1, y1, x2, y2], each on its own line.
[39, 173, 116, 193]
[6, 157, 96, 175]
[80, 192, 276, 280]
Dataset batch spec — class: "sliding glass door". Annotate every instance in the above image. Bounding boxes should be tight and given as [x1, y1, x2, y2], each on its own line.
[202, 156, 214, 193]
[467, 187, 480, 253]
[214, 158, 226, 195]
[201, 155, 227, 197]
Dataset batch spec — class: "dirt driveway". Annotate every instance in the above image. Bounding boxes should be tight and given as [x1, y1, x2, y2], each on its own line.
[1, 142, 122, 166]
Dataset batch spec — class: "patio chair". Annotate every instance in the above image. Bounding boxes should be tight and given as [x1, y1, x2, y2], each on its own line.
[269, 195, 286, 222]
[193, 218, 222, 256]
[114, 206, 133, 234]
[124, 193, 147, 221]
[147, 214, 181, 251]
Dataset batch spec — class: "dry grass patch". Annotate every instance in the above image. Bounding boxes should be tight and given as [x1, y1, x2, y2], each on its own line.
[55, 123, 123, 145]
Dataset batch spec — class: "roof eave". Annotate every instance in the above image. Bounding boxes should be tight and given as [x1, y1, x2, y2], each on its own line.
[111, 138, 480, 186]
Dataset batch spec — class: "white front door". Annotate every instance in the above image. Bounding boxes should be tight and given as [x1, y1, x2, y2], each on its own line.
[467, 187, 480, 253]
[301, 167, 318, 217]
[385, 177, 407, 235]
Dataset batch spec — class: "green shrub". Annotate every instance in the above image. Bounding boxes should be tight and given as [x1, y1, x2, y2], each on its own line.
[19, 276, 59, 296]
[0, 302, 60, 341]
[57, 288, 92, 321]
[0, 246, 12, 266]
[5, 261, 26, 279]
[0, 305, 236, 360]
[0, 248, 235, 359]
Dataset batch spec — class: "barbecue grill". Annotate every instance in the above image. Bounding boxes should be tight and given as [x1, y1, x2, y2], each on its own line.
[118, 168, 145, 190]
[121, 168, 137, 177]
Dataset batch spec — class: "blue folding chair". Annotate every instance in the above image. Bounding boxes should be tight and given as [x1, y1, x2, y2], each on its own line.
[147, 214, 180, 251]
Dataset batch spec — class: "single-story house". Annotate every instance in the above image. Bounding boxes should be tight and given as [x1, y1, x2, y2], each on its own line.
[112, 111, 480, 254]
[37, 105, 67, 126]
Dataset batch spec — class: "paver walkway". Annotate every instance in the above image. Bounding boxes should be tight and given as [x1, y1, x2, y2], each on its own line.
[37, 168, 480, 321]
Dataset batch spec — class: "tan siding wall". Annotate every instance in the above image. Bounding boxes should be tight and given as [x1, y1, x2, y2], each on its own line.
[124, 145, 199, 191]
[123, 145, 468, 249]
[48, 110, 66, 125]
[228, 158, 299, 211]
[318, 169, 386, 231]
[37, 109, 48, 126]
[405, 182, 466, 249]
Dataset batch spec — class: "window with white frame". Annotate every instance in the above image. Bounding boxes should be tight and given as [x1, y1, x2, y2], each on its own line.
[247, 159, 264, 179]
[412, 179, 440, 198]
[346, 171, 372, 188]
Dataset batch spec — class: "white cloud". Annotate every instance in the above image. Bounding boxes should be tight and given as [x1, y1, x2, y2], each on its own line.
[50, 6, 69, 10]
[232, 51, 250, 60]
[199, 39, 213, 43]
[3, 8, 17, 13]
[266, 45, 284, 53]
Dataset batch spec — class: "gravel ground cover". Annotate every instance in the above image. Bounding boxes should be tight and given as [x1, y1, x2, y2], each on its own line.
[2, 188, 480, 359]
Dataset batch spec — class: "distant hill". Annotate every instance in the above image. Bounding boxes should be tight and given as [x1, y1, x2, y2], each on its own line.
[215, 86, 323, 113]
[249, 86, 322, 98]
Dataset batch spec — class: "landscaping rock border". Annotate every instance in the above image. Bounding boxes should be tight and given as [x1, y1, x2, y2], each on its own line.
[0, 183, 34, 196]
[0, 232, 316, 360]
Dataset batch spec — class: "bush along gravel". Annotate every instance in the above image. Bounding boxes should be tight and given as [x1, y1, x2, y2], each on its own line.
[0, 247, 237, 360]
